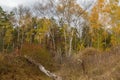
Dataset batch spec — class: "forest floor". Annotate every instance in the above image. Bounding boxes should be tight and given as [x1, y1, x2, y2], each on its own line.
[0, 47, 120, 80]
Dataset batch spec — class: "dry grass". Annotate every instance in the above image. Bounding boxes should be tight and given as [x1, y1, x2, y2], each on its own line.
[0, 54, 52, 80]
[57, 47, 120, 80]
[0, 47, 120, 80]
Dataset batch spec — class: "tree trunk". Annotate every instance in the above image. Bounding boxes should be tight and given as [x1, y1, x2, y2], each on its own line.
[24, 55, 62, 80]
[68, 30, 74, 57]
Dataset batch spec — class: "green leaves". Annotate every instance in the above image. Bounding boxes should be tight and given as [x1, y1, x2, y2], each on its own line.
[0, 6, 14, 52]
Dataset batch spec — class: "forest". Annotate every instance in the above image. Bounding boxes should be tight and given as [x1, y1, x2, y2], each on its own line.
[0, 0, 120, 80]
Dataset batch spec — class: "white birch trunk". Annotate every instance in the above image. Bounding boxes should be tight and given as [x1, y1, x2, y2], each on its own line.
[24, 55, 62, 80]
[68, 30, 74, 56]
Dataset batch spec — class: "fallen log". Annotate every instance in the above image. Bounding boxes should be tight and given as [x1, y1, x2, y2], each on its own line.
[24, 55, 62, 80]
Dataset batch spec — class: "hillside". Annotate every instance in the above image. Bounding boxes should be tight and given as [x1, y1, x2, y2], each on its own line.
[0, 47, 120, 80]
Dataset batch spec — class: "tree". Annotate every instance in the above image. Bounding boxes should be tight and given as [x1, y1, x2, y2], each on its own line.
[57, 0, 89, 56]
[108, 0, 120, 46]
[0, 7, 14, 52]
[88, 0, 112, 50]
